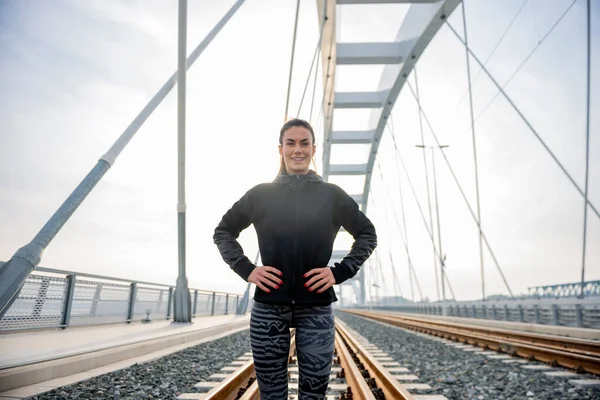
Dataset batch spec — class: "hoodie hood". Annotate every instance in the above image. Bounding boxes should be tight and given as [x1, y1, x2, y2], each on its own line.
[273, 169, 324, 186]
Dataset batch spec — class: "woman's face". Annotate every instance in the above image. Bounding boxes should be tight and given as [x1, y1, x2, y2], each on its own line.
[279, 126, 316, 175]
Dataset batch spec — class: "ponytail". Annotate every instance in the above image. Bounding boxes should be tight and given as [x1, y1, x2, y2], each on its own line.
[278, 157, 287, 175]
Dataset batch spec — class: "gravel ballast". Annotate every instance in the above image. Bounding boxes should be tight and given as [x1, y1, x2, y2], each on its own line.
[28, 329, 251, 400]
[336, 311, 600, 400]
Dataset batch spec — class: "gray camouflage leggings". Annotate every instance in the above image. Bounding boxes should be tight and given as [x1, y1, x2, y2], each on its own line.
[250, 302, 335, 400]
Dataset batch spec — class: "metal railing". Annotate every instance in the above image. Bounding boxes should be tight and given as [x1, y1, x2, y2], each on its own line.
[353, 298, 600, 329]
[0, 263, 244, 332]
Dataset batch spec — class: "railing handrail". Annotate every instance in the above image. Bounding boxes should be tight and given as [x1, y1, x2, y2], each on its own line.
[0, 260, 249, 332]
[0, 261, 241, 297]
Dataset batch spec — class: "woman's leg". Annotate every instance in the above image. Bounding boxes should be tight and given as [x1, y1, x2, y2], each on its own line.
[294, 305, 335, 400]
[250, 302, 292, 400]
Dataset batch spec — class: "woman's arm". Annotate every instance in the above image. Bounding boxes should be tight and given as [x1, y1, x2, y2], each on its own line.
[331, 190, 377, 284]
[213, 189, 256, 281]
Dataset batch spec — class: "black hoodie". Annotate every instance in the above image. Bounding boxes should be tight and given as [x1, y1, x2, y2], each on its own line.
[213, 170, 377, 305]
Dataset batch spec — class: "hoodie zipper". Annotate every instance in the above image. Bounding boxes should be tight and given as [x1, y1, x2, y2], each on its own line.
[291, 175, 300, 305]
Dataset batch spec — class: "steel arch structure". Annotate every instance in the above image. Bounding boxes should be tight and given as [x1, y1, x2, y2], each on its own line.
[320, 0, 461, 305]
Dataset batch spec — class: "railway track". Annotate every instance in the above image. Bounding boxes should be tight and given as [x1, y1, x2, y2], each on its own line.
[344, 309, 600, 375]
[177, 321, 437, 400]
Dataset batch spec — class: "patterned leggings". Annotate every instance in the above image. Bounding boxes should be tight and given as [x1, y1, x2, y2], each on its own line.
[249, 301, 335, 400]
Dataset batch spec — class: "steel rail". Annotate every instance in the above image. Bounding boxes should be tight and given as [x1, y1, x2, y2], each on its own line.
[336, 321, 415, 400]
[202, 358, 255, 400]
[368, 310, 600, 357]
[334, 328, 377, 400]
[346, 310, 600, 375]
[202, 331, 296, 400]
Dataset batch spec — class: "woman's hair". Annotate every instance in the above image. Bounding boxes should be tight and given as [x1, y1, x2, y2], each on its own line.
[278, 118, 316, 175]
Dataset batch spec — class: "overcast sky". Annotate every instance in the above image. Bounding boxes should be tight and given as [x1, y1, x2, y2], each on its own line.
[0, 0, 598, 303]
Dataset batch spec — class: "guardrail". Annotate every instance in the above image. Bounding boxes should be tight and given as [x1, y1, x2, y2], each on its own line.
[353, 298, 600, 329]
[0, 263, 244, 332]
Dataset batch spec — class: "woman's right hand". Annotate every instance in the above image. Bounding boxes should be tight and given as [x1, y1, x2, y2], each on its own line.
[248, 266, 283, 293]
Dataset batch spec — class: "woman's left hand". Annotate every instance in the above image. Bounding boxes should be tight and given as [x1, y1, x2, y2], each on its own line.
[304, 267, 336, 293]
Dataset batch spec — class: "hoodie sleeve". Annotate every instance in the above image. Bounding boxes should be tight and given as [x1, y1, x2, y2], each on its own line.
[331, 189, 377, 284]
[213, 188, 256, 281]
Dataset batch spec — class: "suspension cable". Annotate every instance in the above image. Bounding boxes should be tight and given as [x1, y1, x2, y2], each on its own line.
[376, 251, 391, 300]
[283, 0, 301, 122]
[382, 126, 424, 301]
[372, 169, 423, 301]
[369, 225, 390, 300]
[388, 147, 416, 302]
[296, 1, 328, 118]
[388, 116, 458, 301]
[369, 251, 378, 303]
[460, 1, 486, 300]
[388, 250, 405, 301]
[445, 9, 599, 221]
[384, 189, 414, 302]
[386, 121, 444, 264]
[370, 184, 411, 301]
[452, 0, 580, 147]
[309, 43, 321, 125]
[412, 69, 440, 301]
[380, 149, 445, 302]
[382, 206, 405, 300]
[296, 42, 320, 118]
[580, 0, 592, 297]
[381, 125, 453, 300]
[404, 82, 514, 298]
[375, 158, 436, 303]
[455, 0, 529, 108]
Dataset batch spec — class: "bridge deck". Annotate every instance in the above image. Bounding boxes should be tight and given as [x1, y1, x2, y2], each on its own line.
[0, 314, 248, 370]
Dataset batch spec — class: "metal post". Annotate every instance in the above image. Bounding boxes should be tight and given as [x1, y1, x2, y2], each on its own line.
[60, 274, 76, 328]
[414, 68, 440, 302]
[32, 277, 50, 319]
[415, 145, 448, 313]
[0, 0, 248, 320]
[580, 0, 592, 298]
[459, 1, 485, 301]
[237, 282, 251, 315]
[575, 304, 583, 327]
[518, 304, 524, 322]
[166, 287, 174, 319]
[157, 289, 164, 313]
[173, 0, 192, 324]
[225, 294, 229, 315]
[284, 0, 301, 122]
[359, 268, 367, 306]
[431, 147, 447, 315]
[90, 283, 102, 317]
[192, 290, 198, 316]
[391, 160, 416, 303]
[211, 292, 216, 316]
[126, 282, 138, 323]
[534, 305, 541, 324]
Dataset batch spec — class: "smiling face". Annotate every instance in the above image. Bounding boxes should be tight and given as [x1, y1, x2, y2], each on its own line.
[279, 125, 316, 175]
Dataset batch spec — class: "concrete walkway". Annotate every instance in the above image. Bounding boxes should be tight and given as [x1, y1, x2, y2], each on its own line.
[0, 314, 248, 369]
[0, 314, 250, 396]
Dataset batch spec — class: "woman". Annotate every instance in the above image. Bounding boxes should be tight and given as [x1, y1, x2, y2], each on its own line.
[213, 118, 377, 400]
